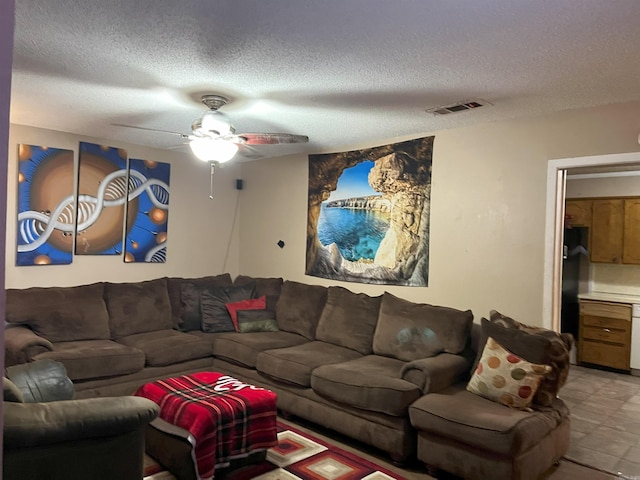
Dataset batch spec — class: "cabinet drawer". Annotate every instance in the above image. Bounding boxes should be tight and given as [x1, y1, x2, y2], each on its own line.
[581, 315, 631, 332]
[582, 325, 629, 343]
[580, 340, 630, 370]
[579, 301, 631, 320]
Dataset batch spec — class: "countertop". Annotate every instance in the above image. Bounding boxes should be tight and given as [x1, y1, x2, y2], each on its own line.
[578, 292, 640, 305]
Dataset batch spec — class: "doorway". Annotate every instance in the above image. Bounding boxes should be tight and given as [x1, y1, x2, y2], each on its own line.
[545, 152, 640, 477]
[543, 152, 640, 332]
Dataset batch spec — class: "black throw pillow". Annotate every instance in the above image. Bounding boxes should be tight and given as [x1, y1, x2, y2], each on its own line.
[200, 283, 256, 333]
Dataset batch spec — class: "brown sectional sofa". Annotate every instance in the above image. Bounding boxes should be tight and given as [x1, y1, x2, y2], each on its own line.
[4, 274, 572, 477]
[197, 278, 475, 463]
[4, 275, 233, 397]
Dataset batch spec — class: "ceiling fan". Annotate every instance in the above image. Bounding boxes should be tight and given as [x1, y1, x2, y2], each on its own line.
[183, 94, 309, 163]
[119, 94, 309, 199]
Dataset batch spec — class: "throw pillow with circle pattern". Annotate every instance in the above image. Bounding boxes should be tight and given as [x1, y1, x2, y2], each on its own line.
[467, 336, 551, 410]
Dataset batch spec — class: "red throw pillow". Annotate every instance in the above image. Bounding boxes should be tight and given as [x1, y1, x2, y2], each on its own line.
[225, 296, 267, 331]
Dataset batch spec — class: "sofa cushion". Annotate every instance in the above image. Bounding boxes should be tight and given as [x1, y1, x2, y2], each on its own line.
[226, 296, 267, 331]
[373, 293, 473, 362]
[33, 340, 145, 381]
[466, 337, 551, 410]
[311, 355, 421, 416]
[213, 331, 309, 368]
[116, 329, 212, 367]
[409, 383, 569, 457]
[200, 283, 256, 333]
[475, 311, 573, 406]
[256, 341, 361, 387]
[315, 287, 381, 354]
[237, 310, 280, 333]
[275, 281, 328, 340]
[166, 274, 233, 327]
[234, 275, 284, 312]
[105, 278, 172, 339]
[5, 283, 110, 343]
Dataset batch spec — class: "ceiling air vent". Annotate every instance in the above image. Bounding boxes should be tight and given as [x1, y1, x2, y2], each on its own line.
[426, 100, 491, 116]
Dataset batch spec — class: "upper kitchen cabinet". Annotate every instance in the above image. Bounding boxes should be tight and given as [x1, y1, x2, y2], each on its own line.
[565, 199, 592, 227]
[623, 198, 640, 264]
[590, 198, 624, 263]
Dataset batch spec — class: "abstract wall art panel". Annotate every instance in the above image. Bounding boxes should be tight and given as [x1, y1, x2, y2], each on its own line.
[75, 142, 129, 255]
[16, 144, 75, 266]
[124, 159, 170, 263]
[306, 136, 434, 286]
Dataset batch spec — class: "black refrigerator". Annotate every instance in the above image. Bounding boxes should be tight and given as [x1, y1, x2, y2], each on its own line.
[561, 227, 588, 338]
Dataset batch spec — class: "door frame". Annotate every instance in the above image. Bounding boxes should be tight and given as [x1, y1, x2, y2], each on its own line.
[543, 151, 640, 332]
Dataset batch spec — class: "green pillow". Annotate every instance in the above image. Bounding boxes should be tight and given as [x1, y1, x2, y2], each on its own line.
[237, 310, 279, 333]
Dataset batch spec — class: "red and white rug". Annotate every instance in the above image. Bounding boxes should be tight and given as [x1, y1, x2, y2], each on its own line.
[144, 421, 407, 480]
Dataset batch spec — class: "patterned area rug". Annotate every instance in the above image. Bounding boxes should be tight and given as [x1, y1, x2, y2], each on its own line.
[144, 421, 406, 480]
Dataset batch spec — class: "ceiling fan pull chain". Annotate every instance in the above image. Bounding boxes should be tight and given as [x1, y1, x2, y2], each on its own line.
[209, 162, 215, 200]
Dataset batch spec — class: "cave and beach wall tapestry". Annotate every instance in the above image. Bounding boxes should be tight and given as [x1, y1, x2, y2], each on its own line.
[124, 158, 170, 263]
[306, 136, 434, 286]
[16, 144, 75, 266]
[75, 142, 129, 255]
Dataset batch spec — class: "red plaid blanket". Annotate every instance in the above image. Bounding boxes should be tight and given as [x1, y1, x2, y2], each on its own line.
[134, 372, 277, 480]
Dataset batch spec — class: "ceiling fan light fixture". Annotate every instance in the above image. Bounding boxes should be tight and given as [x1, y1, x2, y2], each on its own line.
[199, 110, 233, 136]
[189, 138, 238, 163]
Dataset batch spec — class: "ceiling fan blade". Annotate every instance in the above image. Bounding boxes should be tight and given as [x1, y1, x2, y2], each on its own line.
[112, 123, 189, 138]
[228, 133, 309, 145]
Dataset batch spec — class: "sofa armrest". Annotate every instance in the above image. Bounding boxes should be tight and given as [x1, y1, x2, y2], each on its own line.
[3, 396, 159, 448]
[4, 326, 53, 365]
[401, 353, 471, 393]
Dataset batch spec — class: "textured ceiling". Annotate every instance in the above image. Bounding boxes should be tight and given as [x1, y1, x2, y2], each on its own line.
[10, 0, 640, 161]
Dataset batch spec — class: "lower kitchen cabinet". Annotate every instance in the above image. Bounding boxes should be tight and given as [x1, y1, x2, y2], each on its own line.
[579, 300, 631, 371]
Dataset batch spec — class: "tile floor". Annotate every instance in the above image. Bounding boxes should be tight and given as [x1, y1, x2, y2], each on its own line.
[561, 364, 640, 478]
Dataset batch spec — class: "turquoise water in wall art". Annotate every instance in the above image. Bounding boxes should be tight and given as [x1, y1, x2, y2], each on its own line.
[318, 204, 390, 261]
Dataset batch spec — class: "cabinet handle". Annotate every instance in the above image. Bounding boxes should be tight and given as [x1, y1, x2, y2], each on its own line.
[603, 328, 611, 333]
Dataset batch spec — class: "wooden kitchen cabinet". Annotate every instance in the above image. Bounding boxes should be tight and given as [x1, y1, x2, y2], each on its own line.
[565, 199, 592, 228]
[623, 198, 640, 264]
[590, 199, 624, 263]
[579, 300, 631, 371]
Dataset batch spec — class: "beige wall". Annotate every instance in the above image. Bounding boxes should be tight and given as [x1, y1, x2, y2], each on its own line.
[5, 124, 242, 288]
[238, 101, 640, 327]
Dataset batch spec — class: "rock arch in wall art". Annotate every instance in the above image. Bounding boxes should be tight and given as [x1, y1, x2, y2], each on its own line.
[306, 136, 434, 286]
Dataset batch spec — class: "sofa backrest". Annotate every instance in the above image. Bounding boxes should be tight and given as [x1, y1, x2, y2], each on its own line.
[104, 278, 172, 339]
[373, 292, 474, 362]
[5, 283, 111, 343]
[275, 281, 328, 340]
[315, 286, 382, 354]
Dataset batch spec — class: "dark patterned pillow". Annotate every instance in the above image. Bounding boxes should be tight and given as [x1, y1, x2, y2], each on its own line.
[200, 283, 256, 333]
[237, 310, 279, 333]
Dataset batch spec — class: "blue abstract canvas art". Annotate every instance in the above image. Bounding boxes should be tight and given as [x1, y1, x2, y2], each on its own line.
[16, 144, 75, 266]
[75, 142, 128, 255]
[124, 159, 170, 263]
